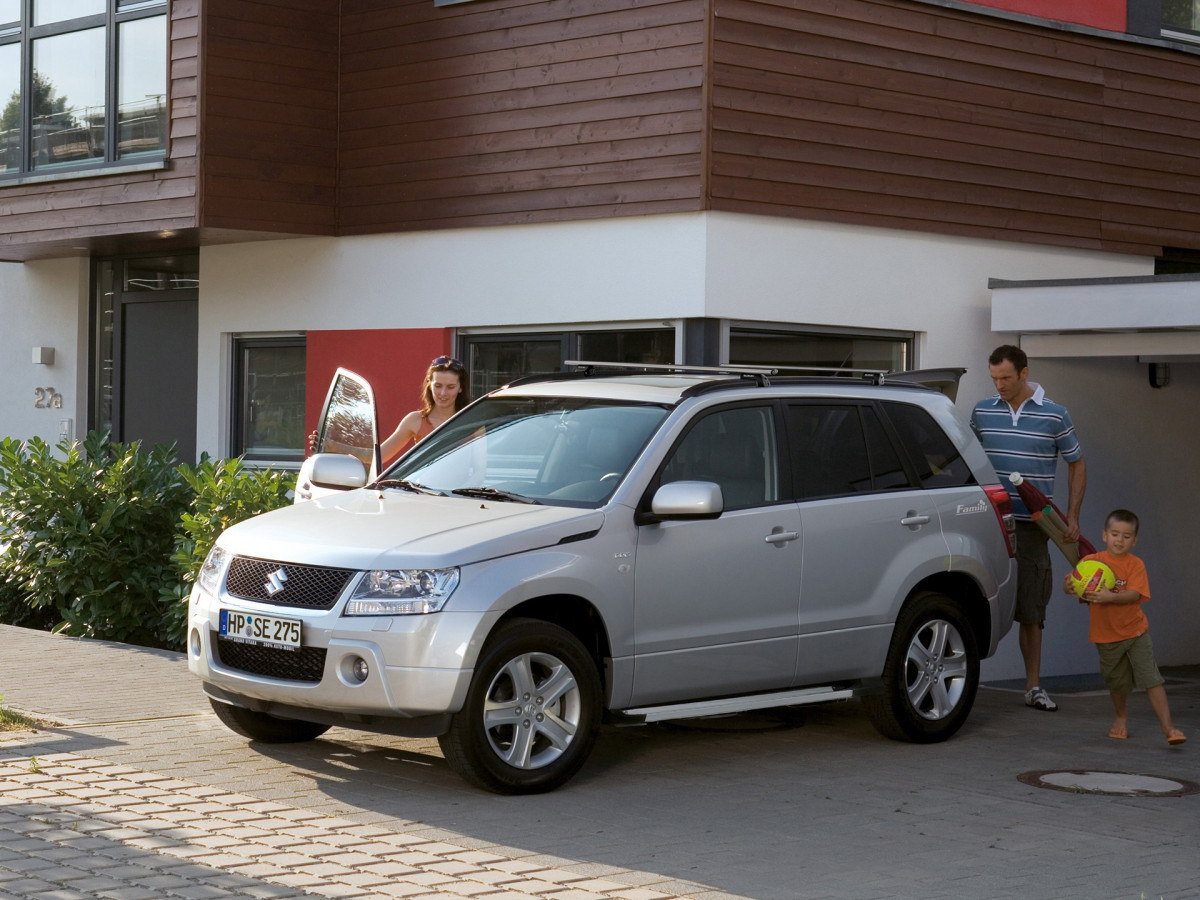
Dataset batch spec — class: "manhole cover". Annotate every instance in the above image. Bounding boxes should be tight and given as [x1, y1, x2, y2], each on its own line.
[1018, 770, 1200, 797]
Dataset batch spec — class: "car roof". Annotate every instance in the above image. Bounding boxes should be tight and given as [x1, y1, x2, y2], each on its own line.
[494, 365, 954, 406]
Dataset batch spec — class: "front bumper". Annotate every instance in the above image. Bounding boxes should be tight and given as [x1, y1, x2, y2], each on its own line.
[187, 585, 495, 722]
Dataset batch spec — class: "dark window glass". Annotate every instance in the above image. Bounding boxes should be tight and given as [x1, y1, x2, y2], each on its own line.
[235, 338, 307, 463]
[123, 254, 199, 291]
[578, 328, 674, 365]
[883, 402, 975, 489]
[730, 327, 910, 375]
[862, 405, 910, 490]
[661, 406, 778, 509]
[466, 336, 566, 399]
[787, 404, 874, 499]
[1163, 1, 1199, 30]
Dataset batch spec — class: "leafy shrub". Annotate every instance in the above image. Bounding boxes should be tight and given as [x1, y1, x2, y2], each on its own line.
[159, 455, 295, 648]
[0, 432, 189, 648]
[0, 433, 296, 650]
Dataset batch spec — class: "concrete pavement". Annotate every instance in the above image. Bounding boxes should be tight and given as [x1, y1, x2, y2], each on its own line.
[1, 623, 1197, 899]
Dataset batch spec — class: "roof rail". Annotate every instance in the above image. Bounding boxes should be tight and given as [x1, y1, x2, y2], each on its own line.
[501, 360, 964, 398]
[503, 359, 778, 389]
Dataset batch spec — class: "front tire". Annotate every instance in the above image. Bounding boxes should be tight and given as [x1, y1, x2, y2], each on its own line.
[439, 619, 602, 794]
[863, 592, 979, 743]
[209, 698, 331, 743]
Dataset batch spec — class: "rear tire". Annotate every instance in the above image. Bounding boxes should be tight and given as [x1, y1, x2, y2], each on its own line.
[439, 619, 601, 794]
[209, 697, 331, 743]
[863, 591, 979, 743]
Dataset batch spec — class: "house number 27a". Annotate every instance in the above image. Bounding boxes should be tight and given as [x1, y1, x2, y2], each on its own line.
[35, 387, 63, 409]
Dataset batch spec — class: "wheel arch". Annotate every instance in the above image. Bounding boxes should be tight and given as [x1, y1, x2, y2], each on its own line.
[907, 572, 990, 656]
[496, 594, 612, 695]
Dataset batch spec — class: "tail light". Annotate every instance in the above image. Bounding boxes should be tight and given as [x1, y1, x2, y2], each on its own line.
[984, 484, 1016, 558]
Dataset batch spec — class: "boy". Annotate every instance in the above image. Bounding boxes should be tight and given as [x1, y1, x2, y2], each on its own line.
[1063, 509, 1185, 745]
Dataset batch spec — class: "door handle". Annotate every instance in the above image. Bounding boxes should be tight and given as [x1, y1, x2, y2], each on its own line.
[900, 513, 931, 529]
[764, 530, 800, 544]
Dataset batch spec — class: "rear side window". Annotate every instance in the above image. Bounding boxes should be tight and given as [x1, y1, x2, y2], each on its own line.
[787, 403, 911, 498]
[882, 402, 975, 489]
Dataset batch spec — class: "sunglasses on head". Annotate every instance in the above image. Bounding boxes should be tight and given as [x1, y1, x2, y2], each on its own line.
[431, 356, 466, 371]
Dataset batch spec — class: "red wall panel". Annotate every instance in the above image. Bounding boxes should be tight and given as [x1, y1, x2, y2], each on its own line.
[305, 328, 454, 451]
[964, 0, 1125, 31]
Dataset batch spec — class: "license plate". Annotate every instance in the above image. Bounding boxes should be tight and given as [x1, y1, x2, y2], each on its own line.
[219, 609, 301, 651]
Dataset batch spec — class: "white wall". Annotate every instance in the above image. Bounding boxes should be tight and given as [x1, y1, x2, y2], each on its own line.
[1021, 357, 1200, 672]
[0, 258, 88, 449]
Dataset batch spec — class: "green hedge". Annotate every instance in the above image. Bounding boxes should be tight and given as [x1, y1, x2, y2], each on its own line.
[0, 432, 295, 650]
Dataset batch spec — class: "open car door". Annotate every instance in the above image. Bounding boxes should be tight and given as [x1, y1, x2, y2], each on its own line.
[294, 368, 380, 503]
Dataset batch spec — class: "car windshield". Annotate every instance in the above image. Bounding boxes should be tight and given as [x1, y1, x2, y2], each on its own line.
[383, 395, 670, 508]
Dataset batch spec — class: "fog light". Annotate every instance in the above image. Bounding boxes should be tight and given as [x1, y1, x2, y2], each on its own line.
[189, 629, 202, 657]
[351, 657, 369, 683]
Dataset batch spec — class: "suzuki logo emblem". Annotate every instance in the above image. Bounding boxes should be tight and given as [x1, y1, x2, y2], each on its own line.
[265, 568, 288, 596]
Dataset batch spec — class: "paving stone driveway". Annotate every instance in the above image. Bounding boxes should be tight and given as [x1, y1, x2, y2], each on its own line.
[2, 624, 1197, 899]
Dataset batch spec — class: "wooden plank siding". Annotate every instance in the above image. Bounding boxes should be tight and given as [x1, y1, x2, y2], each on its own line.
[336, 0, 709, 232]
[6, 0, 1200, 262]
[197, 0, 339, 235]
[0, 1, 200, 261]
[708, 0, 1200, 255]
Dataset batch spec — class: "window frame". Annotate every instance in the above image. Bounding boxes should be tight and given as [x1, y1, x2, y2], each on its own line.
[0, 0, 167, 181]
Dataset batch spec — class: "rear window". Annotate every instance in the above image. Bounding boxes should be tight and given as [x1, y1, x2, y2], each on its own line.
[882, 402, 975, 489]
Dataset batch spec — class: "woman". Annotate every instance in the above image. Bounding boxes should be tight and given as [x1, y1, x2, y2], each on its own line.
[379, 356, 471, 463]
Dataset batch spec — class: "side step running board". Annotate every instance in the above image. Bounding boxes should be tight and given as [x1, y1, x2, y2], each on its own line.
[618, 686, 854, 724]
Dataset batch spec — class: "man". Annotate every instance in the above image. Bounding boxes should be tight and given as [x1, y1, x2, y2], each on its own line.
[971, 345, 1086, 712]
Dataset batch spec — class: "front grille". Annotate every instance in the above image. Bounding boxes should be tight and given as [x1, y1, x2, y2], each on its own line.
[225, 557, 355, 610]
[215, 636, 327, 683]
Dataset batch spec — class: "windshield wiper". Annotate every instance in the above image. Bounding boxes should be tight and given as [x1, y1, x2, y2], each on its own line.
[452, 487, 541, 504]
[370, 479, 443, 495]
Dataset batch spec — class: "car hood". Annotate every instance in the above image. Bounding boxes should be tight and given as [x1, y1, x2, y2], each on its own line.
[217, 488, 607, 570]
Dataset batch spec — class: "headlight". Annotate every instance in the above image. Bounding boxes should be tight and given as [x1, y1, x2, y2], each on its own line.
[197, 545, 231, 595]
[344, 568, 460, 615]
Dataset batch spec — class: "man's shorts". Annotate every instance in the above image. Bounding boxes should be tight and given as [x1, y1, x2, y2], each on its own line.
[1014, 521, 1052, 626]
[1096, 631, 1164, 695]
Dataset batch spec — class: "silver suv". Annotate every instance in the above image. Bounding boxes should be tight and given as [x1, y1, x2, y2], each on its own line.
[188, 364, 1016, 793]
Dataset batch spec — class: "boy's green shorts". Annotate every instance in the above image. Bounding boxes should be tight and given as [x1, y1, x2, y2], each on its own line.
[1096, 631, 1164, 695]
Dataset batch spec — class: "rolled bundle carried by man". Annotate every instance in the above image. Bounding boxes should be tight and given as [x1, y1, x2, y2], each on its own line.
[1009, 472, 1096, 565]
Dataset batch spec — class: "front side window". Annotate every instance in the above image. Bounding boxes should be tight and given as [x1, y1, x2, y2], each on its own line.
[660, 406, 779, 509]
[0, 0, 165, 179]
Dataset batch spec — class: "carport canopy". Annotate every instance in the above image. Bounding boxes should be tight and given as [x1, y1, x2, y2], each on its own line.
[989, 273, 1200, 361]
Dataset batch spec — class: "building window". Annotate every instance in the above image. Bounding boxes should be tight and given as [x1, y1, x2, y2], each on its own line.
[728, 325, 912, 375]
[0, 0, 165, 178]
[463, 328, 675, 397]
[233, 337, 307, 465]
[1163, 1, 1200, 31]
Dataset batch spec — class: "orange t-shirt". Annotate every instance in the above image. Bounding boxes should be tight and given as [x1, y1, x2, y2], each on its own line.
[1083, 550, 1150, 644]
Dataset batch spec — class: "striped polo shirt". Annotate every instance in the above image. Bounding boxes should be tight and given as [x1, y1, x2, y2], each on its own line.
[970, 382, 1083, 520]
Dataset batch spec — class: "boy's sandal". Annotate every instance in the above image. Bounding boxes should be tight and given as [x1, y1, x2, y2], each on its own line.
[1166, 729, 1187, 746]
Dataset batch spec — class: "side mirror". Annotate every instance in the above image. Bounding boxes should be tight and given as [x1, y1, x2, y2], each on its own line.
[295, 453, 368, 503]
[650, 480, 724, 520]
